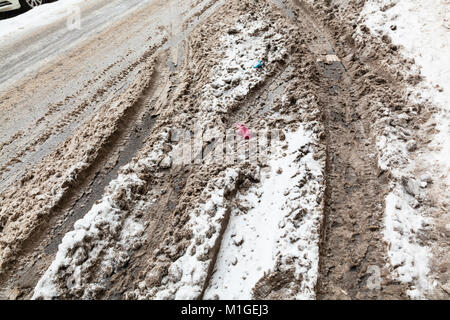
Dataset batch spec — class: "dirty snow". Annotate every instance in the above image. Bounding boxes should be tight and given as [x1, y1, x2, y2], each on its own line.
[145, 168, 241, 300]
[32, 131, 171, 299]
[142, 17, 287, 293]
[383, 189, 433, 299]
[204, 127, 324, 300]
[359, 0, 450, 299]
[361, 0, 450, 185]
[360, 0, 450, 107]
[200, 14, 287, 119]
[128, 13, 299, 300]
[32, 170, 146, 299]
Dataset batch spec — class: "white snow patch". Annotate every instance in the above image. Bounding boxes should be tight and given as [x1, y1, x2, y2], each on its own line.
[204, 127, 324, 300]
[375, 134, 407, 175]
[384, 189, 433, 299]
[359, 0, 450, 299]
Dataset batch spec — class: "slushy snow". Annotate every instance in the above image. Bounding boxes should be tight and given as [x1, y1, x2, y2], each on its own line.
[204, 127, 324, 300]
[359, 0, 450, 299]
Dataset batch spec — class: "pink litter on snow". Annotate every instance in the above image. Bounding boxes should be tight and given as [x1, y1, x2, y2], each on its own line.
[236, 123, 252, 140]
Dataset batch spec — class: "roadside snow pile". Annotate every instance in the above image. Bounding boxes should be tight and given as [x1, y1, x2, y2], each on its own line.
[32, 131, 170, 299]
[204, 127, 324, 300]
[0, 0, 86, 42]
[358, 0, 450, 298]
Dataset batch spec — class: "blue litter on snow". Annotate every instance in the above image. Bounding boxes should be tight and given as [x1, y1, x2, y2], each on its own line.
[253, 60, 263, 69]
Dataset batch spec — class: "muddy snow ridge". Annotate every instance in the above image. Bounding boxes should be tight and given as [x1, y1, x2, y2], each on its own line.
[205, 127, 324, 300]
[198, 11, 288, 128]
[32, 130, 170, 299]
[355, 0, 450, 298]
[0, 52, 158, 275]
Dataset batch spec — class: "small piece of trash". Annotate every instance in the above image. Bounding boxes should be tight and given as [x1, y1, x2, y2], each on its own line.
[444, 17, 450, 29]
[253, 60, 263, 69]
[236, 123, 252, 140]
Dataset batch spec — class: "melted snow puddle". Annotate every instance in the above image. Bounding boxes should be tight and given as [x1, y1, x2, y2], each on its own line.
[204, 126, 324, 300]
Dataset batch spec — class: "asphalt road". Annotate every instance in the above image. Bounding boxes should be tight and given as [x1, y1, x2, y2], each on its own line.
[0, 0, 216, 191]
